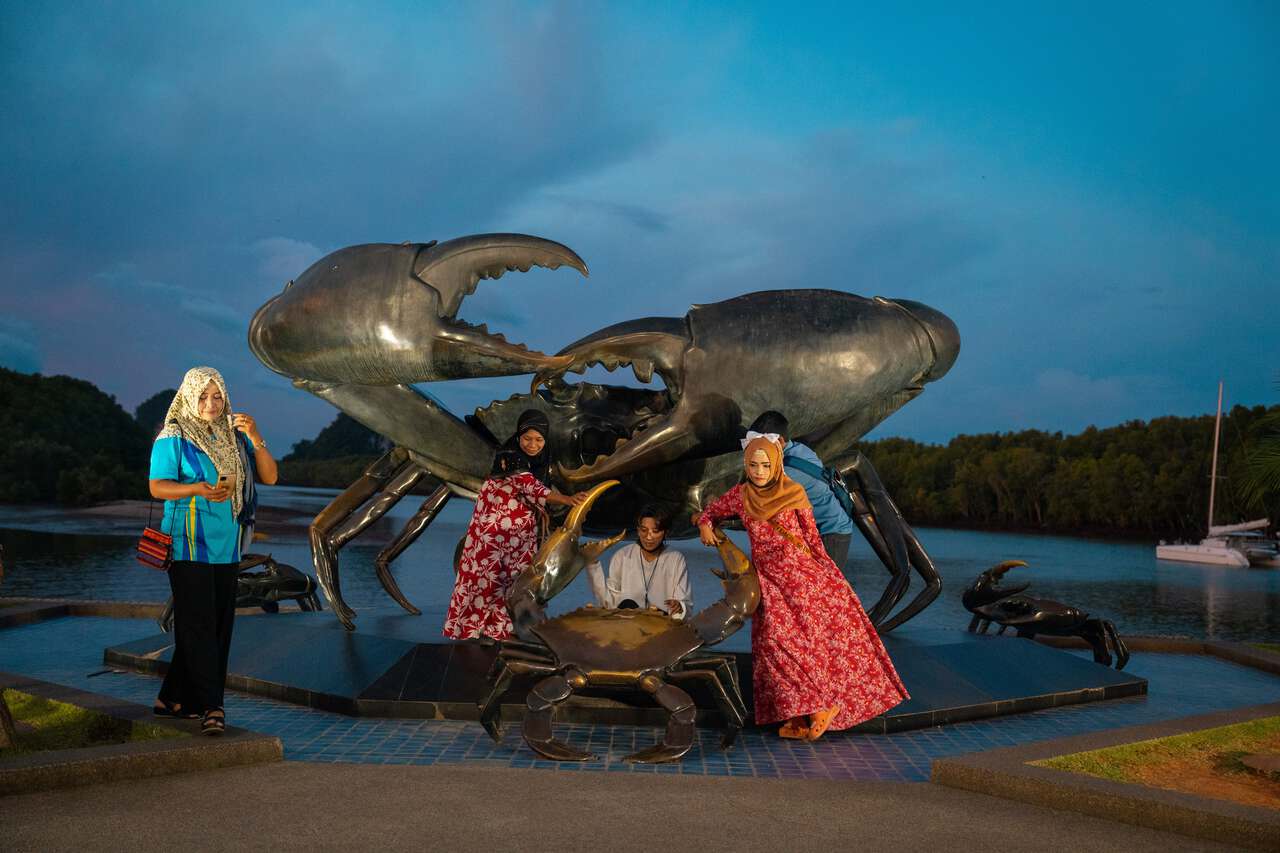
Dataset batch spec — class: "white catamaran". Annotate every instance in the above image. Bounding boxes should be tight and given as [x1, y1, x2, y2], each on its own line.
[1155, 381, 1279, 568]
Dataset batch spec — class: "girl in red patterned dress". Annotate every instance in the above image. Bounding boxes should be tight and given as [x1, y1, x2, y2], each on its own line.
[443, 414, 583, 641]
[697, 435, 908, 740]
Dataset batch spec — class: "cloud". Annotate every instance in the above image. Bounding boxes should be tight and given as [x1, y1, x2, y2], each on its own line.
[1033, 369, 1132, 413]
[95, 273, 245, 335]
[251, 237, 326, 284]
[539, 195, 670, 234]
[177, 298, 243, 334]
[0, 319, 40, 374]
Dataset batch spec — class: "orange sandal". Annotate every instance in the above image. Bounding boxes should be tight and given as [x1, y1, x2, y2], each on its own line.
[805, 706, 841, 741]
[778, 717, 810, 739]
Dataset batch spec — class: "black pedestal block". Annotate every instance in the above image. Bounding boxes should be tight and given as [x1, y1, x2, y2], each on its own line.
[105, 611, 1146, 733]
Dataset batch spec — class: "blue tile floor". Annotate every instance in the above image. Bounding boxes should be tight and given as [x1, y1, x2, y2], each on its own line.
[2, 616, 1278, 781]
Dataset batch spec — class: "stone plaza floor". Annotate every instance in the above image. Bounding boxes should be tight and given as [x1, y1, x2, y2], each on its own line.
[3, 615, 1279, 782]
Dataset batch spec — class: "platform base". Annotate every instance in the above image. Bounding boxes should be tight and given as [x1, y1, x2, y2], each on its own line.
[105, 611, 1146, 733]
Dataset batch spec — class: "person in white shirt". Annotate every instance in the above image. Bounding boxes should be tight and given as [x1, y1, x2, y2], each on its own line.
[587, 504, 692, 619]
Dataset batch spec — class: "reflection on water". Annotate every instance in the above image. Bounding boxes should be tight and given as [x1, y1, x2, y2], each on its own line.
[1, 485, 1278, 642]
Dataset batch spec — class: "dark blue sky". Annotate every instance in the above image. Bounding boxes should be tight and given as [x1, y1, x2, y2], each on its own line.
[2, 2, 1276, 451]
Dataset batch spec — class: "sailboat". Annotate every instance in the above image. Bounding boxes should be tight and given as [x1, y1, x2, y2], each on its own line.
[1156, 381, 1278, 568]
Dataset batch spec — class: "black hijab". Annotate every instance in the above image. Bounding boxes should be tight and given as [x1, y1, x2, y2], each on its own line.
[502, 409, 552, 485]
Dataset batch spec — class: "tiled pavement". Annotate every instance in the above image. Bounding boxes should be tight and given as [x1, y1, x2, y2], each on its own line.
[3, 616, 1278, 782]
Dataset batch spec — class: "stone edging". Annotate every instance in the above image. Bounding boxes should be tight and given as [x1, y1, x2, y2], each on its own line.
[0, 596, 303, 629]
[0, 672, 282, 796]
[931, 701, 1280, 851]
[1034, 634, 1280, 677]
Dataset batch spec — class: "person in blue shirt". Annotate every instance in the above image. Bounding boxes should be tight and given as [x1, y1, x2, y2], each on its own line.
[746, 411, 856, 573]
[148, 366, 278, 734]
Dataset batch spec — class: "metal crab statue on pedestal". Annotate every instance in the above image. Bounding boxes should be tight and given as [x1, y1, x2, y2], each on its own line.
[247, 233, 961, 636]
[158, 553, 323, 633]
[962, 560, 1131, 669]
[478, 480, 760, 763]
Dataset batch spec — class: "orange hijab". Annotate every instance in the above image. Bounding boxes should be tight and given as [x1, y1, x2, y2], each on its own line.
[740, 436, 811, 521]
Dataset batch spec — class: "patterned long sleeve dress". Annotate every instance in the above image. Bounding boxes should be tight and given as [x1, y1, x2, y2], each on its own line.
[699, 484, 909, 730]
[443, 472, 549, 641]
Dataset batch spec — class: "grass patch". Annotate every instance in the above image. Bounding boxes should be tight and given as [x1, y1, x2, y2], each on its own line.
[1034, 715, 1280, 783]
[0, 689, 187, 757]
[1249, 642, 1280, 654]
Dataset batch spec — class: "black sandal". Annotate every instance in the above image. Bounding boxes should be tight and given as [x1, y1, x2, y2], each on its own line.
[153, 700, 199, 719]
[201, 708, 226, 736]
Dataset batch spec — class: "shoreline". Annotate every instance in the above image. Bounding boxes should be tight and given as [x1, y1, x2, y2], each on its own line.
[0, 499, 1176, 546]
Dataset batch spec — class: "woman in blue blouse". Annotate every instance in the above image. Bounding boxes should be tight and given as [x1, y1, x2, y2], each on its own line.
[148, 367, 277, 734]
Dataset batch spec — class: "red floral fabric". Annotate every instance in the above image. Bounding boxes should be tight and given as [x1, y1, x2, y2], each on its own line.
[699, 484, 909, 729]
[443, 472, 548, 641]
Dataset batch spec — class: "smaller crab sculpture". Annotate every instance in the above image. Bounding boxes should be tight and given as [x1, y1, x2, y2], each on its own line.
[157, 554, 324, 633]
[962, 560, 1130, 670]
[479, 480, 760, 763]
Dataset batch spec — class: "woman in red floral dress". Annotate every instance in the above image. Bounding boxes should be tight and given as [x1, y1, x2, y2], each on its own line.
[697, 435, 908, 740]
[444, 412, 584, 641]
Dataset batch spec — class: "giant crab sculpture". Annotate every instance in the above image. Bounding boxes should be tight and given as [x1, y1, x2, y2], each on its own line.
[477, 479, 759, 763]
[962, 560, 1131, 669]
[248, 233, 959, 632]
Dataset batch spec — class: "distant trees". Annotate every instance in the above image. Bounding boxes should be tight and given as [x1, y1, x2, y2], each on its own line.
[133, 389, 177, 439]
[276, 413, 392, 488]
[1240, 377, 1280, 510]
[856, 404, 1280, 539]
[3, 364, 1277, 537]
[0, 369, 399, 502]
[283, 413, 391, 461]
[0, 368, 151, 505]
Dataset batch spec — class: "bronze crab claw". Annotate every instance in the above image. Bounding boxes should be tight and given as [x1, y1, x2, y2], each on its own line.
[479, 481, 760, 763]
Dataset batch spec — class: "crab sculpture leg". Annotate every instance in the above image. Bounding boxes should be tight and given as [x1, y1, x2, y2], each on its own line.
[668, 658, 746, 748]
[627, 675, 699, 763]
[306, 447, 432, 628]
[823, 451, 943, 634]
[1081, 620, 1131, 669]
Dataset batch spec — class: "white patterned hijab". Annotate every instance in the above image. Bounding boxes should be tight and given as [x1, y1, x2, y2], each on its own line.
[156, 367, 248, 519]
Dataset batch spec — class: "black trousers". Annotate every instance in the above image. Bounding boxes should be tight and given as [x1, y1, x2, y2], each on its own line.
[158, 560, 238, 715]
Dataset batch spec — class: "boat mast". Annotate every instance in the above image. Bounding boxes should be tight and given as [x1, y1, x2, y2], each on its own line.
[1208, 380, 1224, 533]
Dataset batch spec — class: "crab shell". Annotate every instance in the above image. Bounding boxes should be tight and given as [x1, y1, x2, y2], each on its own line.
[530, 608, 705, 686]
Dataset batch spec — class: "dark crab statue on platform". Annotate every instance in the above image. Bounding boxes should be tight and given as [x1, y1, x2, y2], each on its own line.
[247, 233, 960, 634]
[962, 560, 1131, 669]
[101, 241, 1153, 749]
[480, 480, 760, 763]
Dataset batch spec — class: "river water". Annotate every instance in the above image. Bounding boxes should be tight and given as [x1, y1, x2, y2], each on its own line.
[1, 484, 1277, 642]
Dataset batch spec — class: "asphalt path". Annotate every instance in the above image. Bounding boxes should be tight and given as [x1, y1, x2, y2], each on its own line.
[0, 762, 1239, 852]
